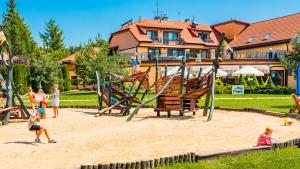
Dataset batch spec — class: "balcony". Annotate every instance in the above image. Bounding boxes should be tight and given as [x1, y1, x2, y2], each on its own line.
[223, 50, 286, 60]
[148, 37, 185, 46]
[120, 50, 286, 62]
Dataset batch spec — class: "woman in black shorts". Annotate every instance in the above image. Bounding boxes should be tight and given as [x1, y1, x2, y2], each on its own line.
[28, 110, 56, 143]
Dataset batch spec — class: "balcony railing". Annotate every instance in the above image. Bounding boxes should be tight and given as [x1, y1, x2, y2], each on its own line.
[148, 37, 185, 46]
[120, 50, 286, 62]
[223, 50, 286, 60]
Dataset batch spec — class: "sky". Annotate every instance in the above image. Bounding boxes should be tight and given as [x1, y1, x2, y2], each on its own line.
[0, 0, 299, 47]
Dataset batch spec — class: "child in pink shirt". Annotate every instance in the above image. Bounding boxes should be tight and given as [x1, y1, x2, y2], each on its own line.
[257, 128, 273, 146]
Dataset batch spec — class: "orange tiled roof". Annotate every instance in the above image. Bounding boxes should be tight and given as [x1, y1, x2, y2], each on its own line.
[61, 54, 75, 63]
[229, 13, 300, 49]
[112, 19, 219, 46]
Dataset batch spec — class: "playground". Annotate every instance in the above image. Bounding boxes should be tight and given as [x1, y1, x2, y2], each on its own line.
[1, 108, 300, 169]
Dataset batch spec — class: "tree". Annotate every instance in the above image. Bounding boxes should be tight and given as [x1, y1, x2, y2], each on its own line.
[252, 75, 259, 87]
[239, 75, 247, 86]
[281, 32, 300, 76]
[30, 50, 63, 92]
[2, 0, 36, 58]
[39, 19, 64, 51]
[75, 34, 128, 85]
[259, 77, 265, 86]
[267, 76, 275, 87]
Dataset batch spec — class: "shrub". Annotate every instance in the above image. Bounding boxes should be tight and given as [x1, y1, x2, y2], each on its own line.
[13, 64, 30, 94]
[267, 76, 275, 87]
[259, 77, 265, 86]
[61, 65, 71, 91]
[252, 75, 259, 87]
[239, 75, 247, 86]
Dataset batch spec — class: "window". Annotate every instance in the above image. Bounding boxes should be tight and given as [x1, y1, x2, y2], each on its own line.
[148, 48, 160, 61]
[201, 50, 211, 59]
[147, 31, 158, 40]
[163, 32, 179, 44]
[246, 35, 256, 43]
[199, 33, 208, 41]
[167, 49, 184, 57]
[263, 33, 272, 40]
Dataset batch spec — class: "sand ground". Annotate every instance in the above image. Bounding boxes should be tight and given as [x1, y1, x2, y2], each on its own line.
[0, 108, 300, 169]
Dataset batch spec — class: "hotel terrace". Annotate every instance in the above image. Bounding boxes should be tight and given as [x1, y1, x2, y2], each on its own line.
[108, 13, 300, 88]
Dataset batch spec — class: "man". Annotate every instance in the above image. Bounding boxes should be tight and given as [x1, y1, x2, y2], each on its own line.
[28, 109, 56, 143]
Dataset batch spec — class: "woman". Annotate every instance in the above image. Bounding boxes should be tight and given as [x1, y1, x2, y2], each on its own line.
[35, 89, 48, 119]
[51, 84, 60, 118]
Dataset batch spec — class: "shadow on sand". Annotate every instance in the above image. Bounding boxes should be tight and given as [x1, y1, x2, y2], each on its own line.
[4, 141, 39, 146]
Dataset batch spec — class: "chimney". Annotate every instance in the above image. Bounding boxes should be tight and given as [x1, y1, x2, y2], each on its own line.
[185, 18, 190, 22]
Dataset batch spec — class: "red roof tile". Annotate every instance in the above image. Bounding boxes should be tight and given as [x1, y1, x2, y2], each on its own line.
[112, 19, 219, 46]
[229, 13, 300, 49]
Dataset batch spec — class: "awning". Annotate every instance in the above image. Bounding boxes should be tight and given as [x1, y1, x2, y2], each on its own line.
[242, 65, 270, 74]
[219, 65, 240, 75]
[232, 65, 264, 77]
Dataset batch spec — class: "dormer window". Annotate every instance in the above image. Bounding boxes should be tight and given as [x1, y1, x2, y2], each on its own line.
[263, 33, 272, 40]
[246, 35, 256, 43]
[147, 31, 158, 40]
[199, 32, 212, 42]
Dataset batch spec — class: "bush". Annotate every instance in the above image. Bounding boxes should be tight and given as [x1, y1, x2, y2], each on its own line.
[13, 64, 30, 94]
[259, 77, 265, 86]
[267, 76, 275, 87]
[61, 65, 71, 91]
[252, 75, 259, 86]
[252, 86, 294, 94]
[239, 75, 247, 86]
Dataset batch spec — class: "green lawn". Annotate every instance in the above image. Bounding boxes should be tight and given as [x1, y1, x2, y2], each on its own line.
[157, 147, 300, 169]
[17, 90, 295, 113]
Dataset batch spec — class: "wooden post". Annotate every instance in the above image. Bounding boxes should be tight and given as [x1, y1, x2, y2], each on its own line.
[203, 69, 212, 117]
[164, 65, 168, 78]
[159, 158, 164, 166]
[154, 159, 159, 167]
[110, 163, 116, 169]
[179, 55, 186, 116]
[155, 56, 159, 82]
[93, 165, 98, 169]
[207, 68, 216, 121]
[108, 73, 112, 114]
[149, 160, 153, 168]
[125, 163, 130, 169]
[96, 71, 102, 111]
[135, 162, 141, 169]
[81, 165, 88, 169]
[191, 153, 196, 163]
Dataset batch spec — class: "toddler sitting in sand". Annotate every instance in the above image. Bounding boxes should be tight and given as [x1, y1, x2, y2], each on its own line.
[257, 128, 279, 146]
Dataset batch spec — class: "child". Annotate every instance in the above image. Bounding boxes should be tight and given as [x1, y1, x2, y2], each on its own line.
[290, 94, 300, 113]
[130, 52, 139, 75]
[51, 84, 60, 118]
[28, 108, 56, 143]
[35, 89, 48, 119]
[23, 87, 36, 111]
[257, 128, 273, 146]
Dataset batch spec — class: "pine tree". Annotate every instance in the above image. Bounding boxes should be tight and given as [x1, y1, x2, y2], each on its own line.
[239, 75, 247, 86]
[252, 75, 259, 86]
[2, 0, 36, 57]
[39, 19, 65, 51]
[259, 77, 265, 86]
[267, 76, 275, 87]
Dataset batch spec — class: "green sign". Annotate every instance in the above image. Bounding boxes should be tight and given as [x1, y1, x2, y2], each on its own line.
[232, 85, 244, 95]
